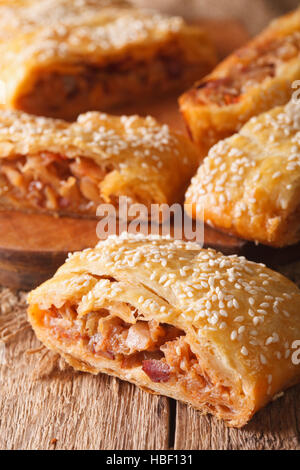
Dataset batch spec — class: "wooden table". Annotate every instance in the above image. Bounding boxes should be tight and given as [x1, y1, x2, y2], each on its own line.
[0, 301, 299, 450]
[1, 18, 299, 451]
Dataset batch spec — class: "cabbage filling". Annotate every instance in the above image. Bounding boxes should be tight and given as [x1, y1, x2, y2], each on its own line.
[196, 31, 300, 106]
[17, 43, 205, 119]
[38, 300, 238, 419]
[0, 152, 108, 216]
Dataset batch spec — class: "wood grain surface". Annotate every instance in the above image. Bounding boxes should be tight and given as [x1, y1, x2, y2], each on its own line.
[0, 211, 99, 290]
[2, 19, 299, 451]
[175, 389, 300, 450]
[0, 328, 170, 450]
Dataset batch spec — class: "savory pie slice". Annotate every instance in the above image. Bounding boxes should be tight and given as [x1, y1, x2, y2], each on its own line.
[179, 8, 300, 156]
[0, 0, 217, 120]
[28, 234, 300, 427]
[0, 110, 199, 218]
[185, 99, 300, 248]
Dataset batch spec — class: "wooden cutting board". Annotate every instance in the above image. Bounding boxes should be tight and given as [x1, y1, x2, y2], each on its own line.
[0, 211, 247, 290]
[1, 18, 299, 451]
[1, 210, 300, 290]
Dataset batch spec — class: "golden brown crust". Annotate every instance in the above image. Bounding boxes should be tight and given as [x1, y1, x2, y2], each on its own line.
[179, 8, 300, 156]
[0, 0, 217, 120]
[0, 109, 199, 217]
[28, 234, 300, 427]
[185, 100, 300, 247]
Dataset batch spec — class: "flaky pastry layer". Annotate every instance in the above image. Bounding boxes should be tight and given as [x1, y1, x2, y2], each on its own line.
[180, 8, 300, 156]
[185, 100, 300, 247]
[0, 0, 216, 120]
[28, 234, 300, 427]
[0, 110, 199, 218]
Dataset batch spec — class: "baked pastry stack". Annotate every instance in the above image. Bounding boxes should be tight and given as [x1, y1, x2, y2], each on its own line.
[28, 234, 300, 427]
[0, 0, 216, 120]
[4, 3, 298, 430]
[180, 8, 300, 156]
[0, 110, 199, 218]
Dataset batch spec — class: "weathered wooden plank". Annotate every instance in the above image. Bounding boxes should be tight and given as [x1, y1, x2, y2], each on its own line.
[2, 323, 300, 450]
[174, 386, 300, 450]
[0, 328, 170, 450]
[2, 298, 299, 451]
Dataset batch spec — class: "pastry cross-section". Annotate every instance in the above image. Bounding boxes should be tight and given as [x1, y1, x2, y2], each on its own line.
[0, 110, 199, 218]
[185, 100, 300, 247]
[28, 234, 300, 427]
[179, 8, 300, 156]
[0, 0, 217, 120]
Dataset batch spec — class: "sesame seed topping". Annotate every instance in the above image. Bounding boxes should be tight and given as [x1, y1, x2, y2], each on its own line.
[186, 98, 300, 246]
[231, 331, 237, 341]
[58, 233, 300, 380]
[0, 1, 186, 63]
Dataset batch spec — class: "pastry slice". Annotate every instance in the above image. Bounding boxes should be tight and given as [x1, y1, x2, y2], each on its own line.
[0, 110, 199, 218]
[28, 234, 300, 427]
[180, 8, 300, 156]
[0, 0, 217, 120]
[185, 100, 300, 247]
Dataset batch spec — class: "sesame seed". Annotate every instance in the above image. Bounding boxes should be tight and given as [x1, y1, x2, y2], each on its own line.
[234, 316, 244, 322]
[230, 330, 237, 341]
[260, 354, 267, 365]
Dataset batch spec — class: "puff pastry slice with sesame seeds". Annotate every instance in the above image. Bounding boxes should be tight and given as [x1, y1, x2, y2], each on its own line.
[0, 0, 217, 120]
[28, 234, 300, 427]
[0, 110, 199, 218]
[179, 8, 300, 156]
[185, 99, 300, 247]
